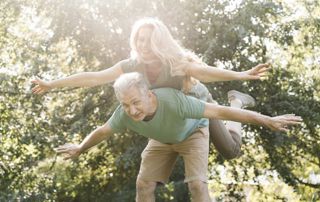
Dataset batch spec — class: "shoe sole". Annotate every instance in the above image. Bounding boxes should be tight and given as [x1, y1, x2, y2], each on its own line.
[227, 90, 256, 108]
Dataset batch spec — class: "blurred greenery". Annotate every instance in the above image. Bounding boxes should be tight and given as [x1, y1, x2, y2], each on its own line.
[1, 0, 319, 201]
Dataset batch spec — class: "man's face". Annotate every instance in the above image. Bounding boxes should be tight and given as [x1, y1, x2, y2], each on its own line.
[118, 87, 152, 121]
[136, 26, 158, 62]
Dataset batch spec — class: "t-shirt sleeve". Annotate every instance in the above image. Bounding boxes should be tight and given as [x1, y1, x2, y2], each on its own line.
[174, 90, 206, 119]
[106, 105, 126, 133]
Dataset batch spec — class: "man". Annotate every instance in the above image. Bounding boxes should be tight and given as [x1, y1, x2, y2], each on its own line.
[55, 72, 302, 202]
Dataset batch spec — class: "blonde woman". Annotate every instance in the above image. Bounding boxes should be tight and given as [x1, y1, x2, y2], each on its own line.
[32, 17, 270, 159]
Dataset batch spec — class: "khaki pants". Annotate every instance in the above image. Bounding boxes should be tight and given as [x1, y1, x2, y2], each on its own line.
[137, 127, 209, 183]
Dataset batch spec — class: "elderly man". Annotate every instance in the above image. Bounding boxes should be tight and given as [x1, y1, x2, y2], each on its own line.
[56, 72, 301, 202]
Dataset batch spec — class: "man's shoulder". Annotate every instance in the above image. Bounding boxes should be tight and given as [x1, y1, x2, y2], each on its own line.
[153, 88, 192, 110]
[154, 88, 181, 95]
[112, 105, 127, 119]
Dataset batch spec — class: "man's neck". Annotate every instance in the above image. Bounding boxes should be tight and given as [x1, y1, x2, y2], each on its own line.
[143, 92, 158, 121]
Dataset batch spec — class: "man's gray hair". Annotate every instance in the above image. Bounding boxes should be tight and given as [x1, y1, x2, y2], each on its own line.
[113, 72, 149, 99]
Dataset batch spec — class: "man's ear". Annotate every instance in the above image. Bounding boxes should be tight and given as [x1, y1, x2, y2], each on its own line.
[147, 90, 153, 97]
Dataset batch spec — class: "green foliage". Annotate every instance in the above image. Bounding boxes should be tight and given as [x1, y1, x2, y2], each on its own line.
[1, 0, 319, 201]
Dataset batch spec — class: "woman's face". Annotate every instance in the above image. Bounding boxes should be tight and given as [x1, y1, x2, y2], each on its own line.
[136, 26, 158, 62]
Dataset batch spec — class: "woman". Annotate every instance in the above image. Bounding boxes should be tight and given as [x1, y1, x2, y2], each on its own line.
[32, 17, 270, 159]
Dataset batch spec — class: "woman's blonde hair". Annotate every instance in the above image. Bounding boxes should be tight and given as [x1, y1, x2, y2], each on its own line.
[130, 17, 207, 93]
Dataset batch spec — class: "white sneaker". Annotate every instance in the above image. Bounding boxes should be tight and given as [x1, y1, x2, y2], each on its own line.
[227, 90, 255, 108]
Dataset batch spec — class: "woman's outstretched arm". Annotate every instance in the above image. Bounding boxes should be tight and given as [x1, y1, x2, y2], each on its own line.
[32, 61, 124, 94]
[185, 63, 270, 83]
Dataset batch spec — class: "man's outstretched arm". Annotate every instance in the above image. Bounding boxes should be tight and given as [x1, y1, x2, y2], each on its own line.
[55, 122, 114, 160]
[203, 103, 302, 132]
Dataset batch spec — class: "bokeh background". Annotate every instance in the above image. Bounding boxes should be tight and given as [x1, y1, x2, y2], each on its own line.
[1, 0, 319, 201]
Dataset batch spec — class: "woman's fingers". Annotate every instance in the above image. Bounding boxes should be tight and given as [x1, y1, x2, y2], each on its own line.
[32, 86, 39, 93]
[63, 156, 71, 160]
[31, 77, 40, 84]
[255, 63, 270, 70]
[32, 87, 42, 94]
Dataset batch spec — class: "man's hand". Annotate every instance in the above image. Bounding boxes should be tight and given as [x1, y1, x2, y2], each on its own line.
[31, 77, 53, 94]
[240, 63, 271, 80]
[267, 114, 303, 132]
[55, 143, 82, 160]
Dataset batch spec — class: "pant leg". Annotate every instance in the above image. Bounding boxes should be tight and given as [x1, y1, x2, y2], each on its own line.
[174, 127, 210, 183]
[209, 119, 242, 159]
[207, 93, 242, 159]
[137, 139, 178, 184]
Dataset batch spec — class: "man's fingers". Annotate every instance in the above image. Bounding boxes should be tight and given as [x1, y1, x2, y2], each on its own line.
[283, 115, 303, 121]
[55, 144, 71, 150]
[287, 117, 303, 122]
[280, 114, 302, 119]
[55, 144, 73, 151]
[55, 148, 69, 153]
[284, 120, 302, 125]
[272, 114, 303, 131]
[278, 118, 302, 128]
[279, 127, 289, 132]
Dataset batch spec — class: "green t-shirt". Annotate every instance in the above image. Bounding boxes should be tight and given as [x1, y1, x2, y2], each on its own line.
[107, 88, 208, 144]
[120, 58, 211, 102]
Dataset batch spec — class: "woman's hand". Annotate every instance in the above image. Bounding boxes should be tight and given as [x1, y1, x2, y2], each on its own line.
[54, 143, 82, 160]
[266, 114, 302, 132]
[240, 63, 271, 80]
[31, 77, 53, 94]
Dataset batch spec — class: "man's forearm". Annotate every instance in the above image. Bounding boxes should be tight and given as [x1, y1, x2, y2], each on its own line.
[79, 126, 112, 153]
[204, 104, 271, 127]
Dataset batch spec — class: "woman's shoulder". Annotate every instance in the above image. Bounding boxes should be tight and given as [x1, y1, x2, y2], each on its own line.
[119, 58, 144, 73]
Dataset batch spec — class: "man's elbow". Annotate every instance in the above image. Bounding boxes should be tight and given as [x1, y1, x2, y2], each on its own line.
[98, 125, 111, 137]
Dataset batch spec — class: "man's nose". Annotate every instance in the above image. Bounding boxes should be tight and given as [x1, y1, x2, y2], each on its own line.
[129, 105, 137, 115]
